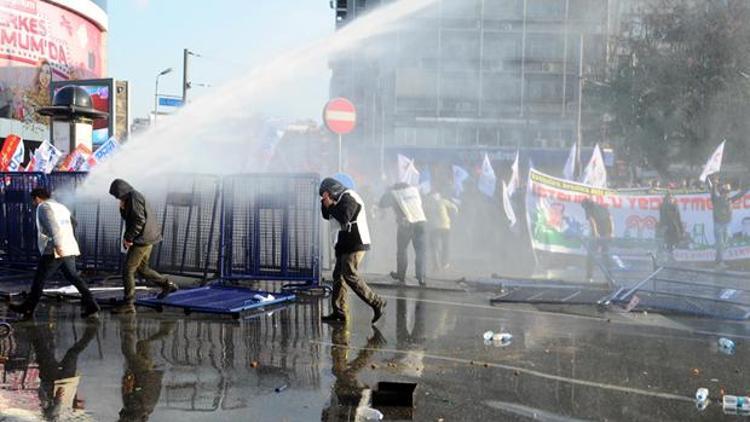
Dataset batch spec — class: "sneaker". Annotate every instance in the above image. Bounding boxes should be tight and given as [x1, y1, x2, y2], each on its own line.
[371, 300, 386, 324]
[321, 313, 346, 323]
[389, 272, 405, 284]
[111, 303, 136, 315]
[157, 282, 179, 300]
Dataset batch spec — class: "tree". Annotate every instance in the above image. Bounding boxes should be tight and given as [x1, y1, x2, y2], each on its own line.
[594, 0, 750, 177]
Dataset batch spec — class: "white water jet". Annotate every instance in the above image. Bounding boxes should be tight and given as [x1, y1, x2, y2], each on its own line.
[81, 0, 437, 197]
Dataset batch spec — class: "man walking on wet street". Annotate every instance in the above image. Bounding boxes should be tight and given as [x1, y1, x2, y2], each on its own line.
[8, 188, 100, 320]
[709, 176, 748, 268]
[379, 183, 428, 286]
[319, 177, 386, 324]
[109, 179, 178, 314]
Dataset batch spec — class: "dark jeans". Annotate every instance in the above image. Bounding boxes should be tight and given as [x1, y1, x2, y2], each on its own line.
[585, 237, 611, 279]
[123, 244, 168, 304]
[430, 228, 451, 270]
[29, 322, 98, 405]
[396, 222, 427, 281]
[20, 255, 99, 314]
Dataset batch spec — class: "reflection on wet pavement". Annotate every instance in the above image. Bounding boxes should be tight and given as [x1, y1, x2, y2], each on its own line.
[0, 288, 748, 421]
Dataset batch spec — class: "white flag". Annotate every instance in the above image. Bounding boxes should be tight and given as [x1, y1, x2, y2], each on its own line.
[563, 142, 577, 181]
[28, 140, 63, 174]
[699, 140, 725, 183]
[581, 144, 607, 188]
[397, 154, 420, 186]
[507, 150, 520, 197]
[452, 165, 469, 198]
[502, 181, 517, 227]
[478, 153, 496, 197]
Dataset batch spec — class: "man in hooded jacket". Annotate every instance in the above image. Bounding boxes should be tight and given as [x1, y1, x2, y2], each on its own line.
[319, 177, 386, 324]
[109, 179, 178, 314]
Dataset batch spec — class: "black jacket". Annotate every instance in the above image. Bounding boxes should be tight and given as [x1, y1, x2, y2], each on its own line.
[109, 179, 162, 246]
[320, 179, 369, 255]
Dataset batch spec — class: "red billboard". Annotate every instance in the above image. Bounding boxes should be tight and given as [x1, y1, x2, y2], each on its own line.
[0, 0, 107, 127]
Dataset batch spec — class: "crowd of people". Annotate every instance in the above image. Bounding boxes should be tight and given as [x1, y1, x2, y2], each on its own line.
[584, 173, 749, 280]
[318, 176, 466, 325]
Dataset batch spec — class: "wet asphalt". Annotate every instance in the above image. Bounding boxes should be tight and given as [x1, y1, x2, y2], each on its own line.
[0, 280, 748, 421]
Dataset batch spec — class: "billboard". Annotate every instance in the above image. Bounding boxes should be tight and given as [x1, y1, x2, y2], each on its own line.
[0, 0, 107, 136]
[50, 78, 114, 149]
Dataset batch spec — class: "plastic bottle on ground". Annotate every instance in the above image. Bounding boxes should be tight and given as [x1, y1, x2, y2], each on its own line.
[718, 337, 736, 354]
[695, 388, 708, 403]
[723, 395, 750, 415]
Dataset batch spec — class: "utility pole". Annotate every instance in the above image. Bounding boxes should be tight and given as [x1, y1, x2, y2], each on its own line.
[576, 33, 584, 178]
[182, 48, 192, 103]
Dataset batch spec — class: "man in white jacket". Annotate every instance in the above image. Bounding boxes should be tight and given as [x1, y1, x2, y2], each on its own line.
[8, 188, 100, 320]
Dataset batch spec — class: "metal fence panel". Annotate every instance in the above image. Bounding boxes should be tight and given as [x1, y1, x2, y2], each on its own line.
[220, 174, 320, 285]
[1, 173, 321, 288]
[150, 174, 221, 279]
[0, 173, 47, 267]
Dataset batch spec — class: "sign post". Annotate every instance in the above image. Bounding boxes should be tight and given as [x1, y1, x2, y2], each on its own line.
[323, 97, 357, 172]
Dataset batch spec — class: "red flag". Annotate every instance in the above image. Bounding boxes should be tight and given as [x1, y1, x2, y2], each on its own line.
[0, 134, 24, 171]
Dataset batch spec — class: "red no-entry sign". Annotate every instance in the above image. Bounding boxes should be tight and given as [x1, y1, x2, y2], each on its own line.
[324, 97, 357, 135]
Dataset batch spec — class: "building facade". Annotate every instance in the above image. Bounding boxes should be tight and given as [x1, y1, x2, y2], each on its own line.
[329, 0, 615, 152]
[0, 0, 108, 143]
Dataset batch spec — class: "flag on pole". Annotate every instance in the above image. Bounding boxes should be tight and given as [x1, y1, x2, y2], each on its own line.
[83, 137, 120, 170]
[699, 140, 726, 183]
[502, 181, 517, 227]
[397, 154, 420, 186]
[477, 153, 497, 198]
[581, 144, 607, 188]
[0, 134, 24, 172]
[507, 150, 520, 197]
[563, 142, 577, 181]
[452, 164, 469, 198]
[60, 144, 92, 172]
[27, 140, 63, 173]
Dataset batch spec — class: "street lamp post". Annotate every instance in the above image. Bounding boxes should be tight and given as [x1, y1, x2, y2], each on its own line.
[576, 33, 584, 178]
[153, 67, 173, 126]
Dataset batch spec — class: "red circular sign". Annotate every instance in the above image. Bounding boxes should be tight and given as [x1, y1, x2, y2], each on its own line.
[324, 97, 357, 135]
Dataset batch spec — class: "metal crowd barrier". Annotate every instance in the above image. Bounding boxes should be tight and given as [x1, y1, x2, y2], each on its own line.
[150, 174, 221, 281]
[0, 173, 48, 269]
[219, 174, 321, 288]
[0, 172, 322, 291]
